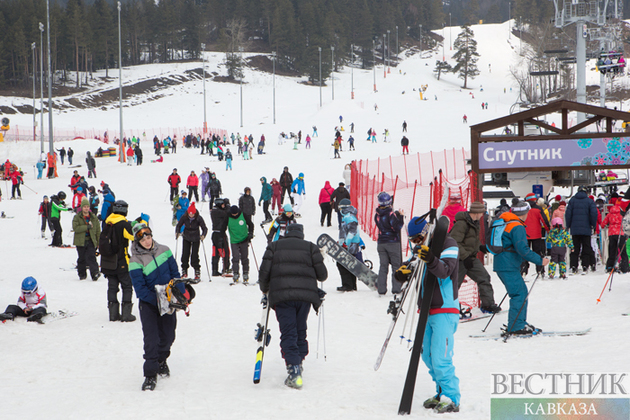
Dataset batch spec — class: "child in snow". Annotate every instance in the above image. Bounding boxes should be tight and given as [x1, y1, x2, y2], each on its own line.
[336, 201, 365, 292]
[38, 195, 53, 238]
[546, 217, 574, 279]
[267, 203, 297, 243]
[0, 277, 47, 322]
[174, 191, 189, 223]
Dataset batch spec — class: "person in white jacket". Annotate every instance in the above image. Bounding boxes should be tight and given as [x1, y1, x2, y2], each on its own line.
[0, 277, 47, 322]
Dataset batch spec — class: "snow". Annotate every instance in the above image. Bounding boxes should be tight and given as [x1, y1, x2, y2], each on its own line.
[1, 21, 629, 419]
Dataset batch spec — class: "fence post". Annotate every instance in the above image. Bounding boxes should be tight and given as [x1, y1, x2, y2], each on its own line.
[369, 175, 377, 240]
[389, 155, 394, 185]
[381, 172, 385, 192]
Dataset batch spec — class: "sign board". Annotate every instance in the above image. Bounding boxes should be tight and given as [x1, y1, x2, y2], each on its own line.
[532, 184, 543, 198]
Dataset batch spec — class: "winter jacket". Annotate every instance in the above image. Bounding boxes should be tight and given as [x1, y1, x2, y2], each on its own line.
[267, 213, 297, 243]
[601, 205, 624, 236]
[271, 180, 281, 198]
[72, 192, 86, 210]
[9, 170, 22, 186]
[51, 196, 70, 219]
[89, 193, 100, 215]
[100, 192, 116, 221]
[86, 153, 96, 170]
[17, 287, 47, 311]
[227, 209, 254, 244]
[524, 201, 550, 240]
[565, 191, 598, 236]
[552, 204, 566, 222]
[291, 174, 305, 195]
[72, 210, 101, 247]
[339, 207, 364, 255]
[449, 211, 481, 261]
[206, 177, 222, 196]
[211, 207, 229, 233]
[239, 194, 256, 216]
[258, 229, 328, 310]
[330, 186, 350, 211]
[493, 212, 544, 272]
[187, 175, 199, 187]
[318, 181, 334, 205]
[175, 211, 208, 242]
[401, 136, 409, 146]
[374, 205, 404, 244]
[259, 177, 273, 203]
[39, 201, 52, 219]
[70, 174, 81, 191]
[200, 172, 210, 190]
[101, 213, 134, 275]
[129, 240, 181, 305]
[442, 203, 467, 232]
[175, 197, 190, 221]
[167, 173, 181, 188]
[546, 228, 574, 249]
[280, 171, 293, 189]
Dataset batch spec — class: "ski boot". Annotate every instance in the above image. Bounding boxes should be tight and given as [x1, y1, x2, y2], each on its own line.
[142, 375, 157, 391]
[27, 312, 45, 323]
[182, 268, 188, 278]
[194, 269, 201, 281]
[480, 304, 502, 314]
[423, 395, 440, 409]
[0, 313, 14, 321]
[284, 364, 303, 389]
[41, 230, 45, 238]
[92, 272, 101, 282]
[434, 397, 459, 413]
[243, 273, 249, 285]
[158, 361, 170, 377]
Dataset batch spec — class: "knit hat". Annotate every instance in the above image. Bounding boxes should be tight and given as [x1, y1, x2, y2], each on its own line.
[469, 202, 485, 214]
[537, 197, 545, 206]
[286, 223, 303, 233]
[524, 192, 537, 202]
[230, 205, 240, 215]
[188, 202, 196, 215]
[283, 203, 293, 213]
[511, 200, 530, 216]
[559, 201, 566, 206]
[551, 217, 563, 227]
[81, 198, 90, 208]
[554, 194, 562, 202]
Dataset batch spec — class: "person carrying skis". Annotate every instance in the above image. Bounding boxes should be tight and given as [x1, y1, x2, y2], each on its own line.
[50, 191, 71, 247]
[488, 201, 549, 335]
[290, 172, 306, 216]
[336, 201, 365, 292]
[129, 223, 186, 391]
[38, 195, 53, 238]
[72, 198, 102, 281]
[200, 168, 210, 202]
[546, 218, 574, 279]
[259, 177, 273, 223]
[270, 178, 282, 215]
[258, 223, 328, 389]
[227, 205, 254, 283]
[100, 200, 136, 322]
[211, 198, 231, 277]
[0, 277, 47, 323]
[374, 192, 405, 296]
[267, 203, 297, 243]
[175, 202, 208, 280]
[450, 201, 501, 313]
[187, 171, 199, 202]
[279, 166, 294, 205]
[395, 216, 460, 413]
[167, 169, 181, 203]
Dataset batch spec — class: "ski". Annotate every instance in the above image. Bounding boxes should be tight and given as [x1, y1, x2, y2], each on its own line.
[398, 214, 450, 415]
[38, 309, 78, 324]
[469, 328, 592, 340]
[459, 312, 494, 323]
[316, 233, 378, 290]
[253, 294, 271, 384]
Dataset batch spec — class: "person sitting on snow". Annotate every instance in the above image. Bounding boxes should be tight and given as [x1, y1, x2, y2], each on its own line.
[0, 277, 47, 322]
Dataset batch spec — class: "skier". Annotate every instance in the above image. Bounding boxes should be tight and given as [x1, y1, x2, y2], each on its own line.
[450, 201, 501, 313]
[601, 204, 628, 273]
[290, 173, 306, 216]
[258, 223, 328, 389]
[336, 201, 365, 292]
[101, 200, 136, 322]
[225, 148, 233, 170]
[279, 166, 294, 205]
[0, 277, 47, 322]
[350, 122, 354, 133]
[374, 192, 404, 296]
[176, 202, 208, 280]
[174, 191, 189, 223]
[72, 198, 102, 281]
[50, 191, 71, 247]
[206, 172, 222, 210]
[129, 223, 185, 391]
[200, 168, 210, 202]
[86, 152, 97, 178]
[227, 205, 254, 283]
[259, 177, 273, 223]
[69, 170, 81, 193]
[167, 168, 181, 203]
[239, 187, 257, 221]
[270, 178, 282, 215]
[38, 195, 53, 238]
[187, 171, 199, 202]
[267, 203, 297, 243]
[402, 120, 407, 132]
[318, 181, 334, 227]
[401, 136, 410, 155]
[36, 159, 45, 179]
[395, 217, 460, 413]
[305, 134, 311, 149]
[9, 167, 22, 199]
[211, 198, 231, 277]
[333, 137, 341, 159]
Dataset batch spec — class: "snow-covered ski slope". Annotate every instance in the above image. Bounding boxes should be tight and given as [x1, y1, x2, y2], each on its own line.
[1, 21, 629, 420]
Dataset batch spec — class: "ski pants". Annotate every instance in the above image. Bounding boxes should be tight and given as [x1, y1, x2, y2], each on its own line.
[262, 200, 271, 221]
[377, 242, 403, 295]
[496, 270, 528, 332]
[271, 193, 281, 213]
[12, 184, 21, 198]
[548, 246, 567, 278]
[88, 168, 96, 178]
[421, 313, 460, 405]
[106, 272, 134, 304]
[51, 217, 63, 247]
[319, 202, 332, 226]
[170, 187, 178, 203]
[139, 300, 177, 378]
[520, 238, 545, 276]
[181, 239, 200, 271]
[76, 239, 99, 279]
[336, 251, 362, 290]
[291, 193, 303, 214]
[188, 186, 199, 202]
[281, 187, 294, 205]
[274, 301, 310, 366]
[230, 241, 249, 276]
[3, 304, 47, 319]
[336, 210, 343, 229]
[47, 167, 55, 178]
[41, 216, 53, 234]
[606, 235, 629, 272]
[570, 234, 595, 270]
[457, 258, 496, 307]
[201, 183, 210, 201]
[211, 232, 230, 273]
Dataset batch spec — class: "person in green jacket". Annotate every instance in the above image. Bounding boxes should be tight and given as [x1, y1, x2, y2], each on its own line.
[51, 191, 72, 247]
[227, 205, 254, 283]
[259, 177, 273, 223]
[73, 198, 102, 281]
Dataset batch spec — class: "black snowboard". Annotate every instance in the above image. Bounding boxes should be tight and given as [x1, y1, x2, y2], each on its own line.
[316, 233, 377, 291]
[398, 215, 450, 415]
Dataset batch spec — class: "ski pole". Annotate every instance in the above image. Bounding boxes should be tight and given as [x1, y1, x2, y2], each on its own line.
[482, 292, 509, 332]
[503, 273, 540, 342]
[201, 240, 212, 282]
[597, 236, 623, 302]
[316, 281, 327, 360]
[22, 183, 38, 194]
[174, 236, 180, 261]
[250, 242, 259, 272]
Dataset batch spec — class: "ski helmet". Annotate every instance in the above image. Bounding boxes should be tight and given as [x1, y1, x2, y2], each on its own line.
[112, 200, 129, 216]
[21, 277, 38, 294]
[339, 198, 352, 214]
[377, 191, 393, 206]
[407, 217, 429, 242]
[58, 191, 67, 200]
[214, 198, 225, 208]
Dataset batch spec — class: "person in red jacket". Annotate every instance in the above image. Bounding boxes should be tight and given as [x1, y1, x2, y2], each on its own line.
[601, 204, 629, 272]
[72, 187, 87, 212]
[126, 144, 135, 166]
[318, 181, 335, 227]
[70, 171, 81, 193]
[167, 168, 181, 202]
[9, 167, 23, 199]
[521, 193, 551, 277]
[187, 171, 199, 202]
[441, 192, 467, 232]
[270, 178, 282, 215]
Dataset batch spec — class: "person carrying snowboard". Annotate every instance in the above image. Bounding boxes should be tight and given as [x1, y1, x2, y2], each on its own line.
[0, 277, 47, 322]
[176, 202, 208, 280]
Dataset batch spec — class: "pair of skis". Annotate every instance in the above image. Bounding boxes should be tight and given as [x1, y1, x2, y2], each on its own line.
[253, 294, 271, 384]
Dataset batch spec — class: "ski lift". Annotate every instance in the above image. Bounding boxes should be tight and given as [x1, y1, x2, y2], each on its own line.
[596, 50, 625, 74]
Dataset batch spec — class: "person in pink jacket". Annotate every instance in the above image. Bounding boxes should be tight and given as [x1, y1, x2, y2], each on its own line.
[270, 178, 282, 215]
[442, 192, 468, 232]
[319, 181, 335, 227]
[552, 201, 566, 224]
[187, 171, 199, 202]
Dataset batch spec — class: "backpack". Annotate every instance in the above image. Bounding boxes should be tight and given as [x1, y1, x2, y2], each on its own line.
[99, 222, 119, 270]
[485, 216, 517, 255]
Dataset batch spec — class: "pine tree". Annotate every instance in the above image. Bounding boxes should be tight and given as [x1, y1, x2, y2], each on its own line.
[433, 60, 452, 81]
[451, 25, 480, 89]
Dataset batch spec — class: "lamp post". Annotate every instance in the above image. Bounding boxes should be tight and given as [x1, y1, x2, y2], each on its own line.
[396, 26, 398, 60]
[449, 13, 452, 50]
[383, 34, 386, 78]
[331, 46, 334, 100]
[442, 23, 445, 61]
[46, 0, 53, 155]
[201, 43, 206, 135]
[32, 42, 36, 143]
[318, 47, 322, 107]
[387, 29, 390, 73]
[39, 22, 44, 155]
[372, 40, 376, 92]
[117, 1, 123, 161]
[350, 43, 354, 99]
[272, 51, 276, 124]
[419, 24, 422, 53]
[239, 46, 243, 128]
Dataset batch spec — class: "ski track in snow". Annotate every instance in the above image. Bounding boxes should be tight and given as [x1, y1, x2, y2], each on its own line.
[1, 21, 629, 420]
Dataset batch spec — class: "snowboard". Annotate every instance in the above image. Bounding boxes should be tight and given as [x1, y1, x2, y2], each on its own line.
[398, 215, 450, 415]
[38, 309, 78, 324]
[316, 233, 377, 291]
[469, 328, 591, 340]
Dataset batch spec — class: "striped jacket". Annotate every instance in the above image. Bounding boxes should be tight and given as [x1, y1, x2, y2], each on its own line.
[129, 240, 181, 305]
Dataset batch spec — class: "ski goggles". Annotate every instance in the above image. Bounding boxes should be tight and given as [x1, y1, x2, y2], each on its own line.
[136, 229, 152, 240]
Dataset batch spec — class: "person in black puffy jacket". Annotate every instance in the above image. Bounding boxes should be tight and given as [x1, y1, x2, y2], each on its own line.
[175, 202, 208, 280]
[565, 188, 598, 273]
[258, 224, 327, 389]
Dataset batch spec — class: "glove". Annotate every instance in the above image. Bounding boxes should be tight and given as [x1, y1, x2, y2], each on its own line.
[479, 244, 488, 254]
[419, 245, 435, 264]
[395, 265, 412, 283]
[260, 294, 268, 308]
[361, 245, 366, 250]
[200, 235, 205, 241]
[246, 233, 253, 242]
[464, 256, 475, 270]
[258, 202, 261, 206]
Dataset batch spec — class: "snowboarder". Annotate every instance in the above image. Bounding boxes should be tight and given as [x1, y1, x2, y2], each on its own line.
[176, 202, 208, 280]
[0, 277, 47, 322]
[72, 198, 102, 281]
